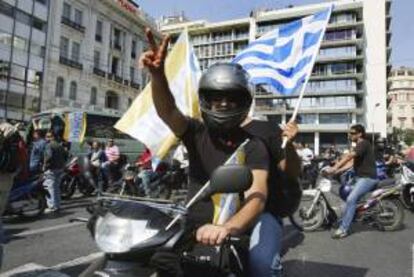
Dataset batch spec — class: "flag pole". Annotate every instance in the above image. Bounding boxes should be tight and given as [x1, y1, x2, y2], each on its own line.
[281, 4, 333, 149]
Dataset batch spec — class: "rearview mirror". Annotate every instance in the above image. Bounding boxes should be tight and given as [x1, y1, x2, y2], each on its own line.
[202, 165, 253, 198]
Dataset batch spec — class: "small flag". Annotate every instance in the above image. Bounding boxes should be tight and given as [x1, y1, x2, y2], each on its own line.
[233, 5, 333, 95]
[63, 112, 86, 143]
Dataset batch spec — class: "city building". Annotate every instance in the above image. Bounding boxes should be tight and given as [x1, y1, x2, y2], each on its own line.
[0, 0, 50, 121]
[160, 0, 391, 154]
[388, 66, 414, 130]
[41, 0, 158, 117]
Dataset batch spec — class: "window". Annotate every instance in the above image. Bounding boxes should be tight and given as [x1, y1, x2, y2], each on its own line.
[105, 91, 119, 109]
[95, 20, 102, 42]
[74, 9, 82, 25]
[60, 37, 69, 58]
[69, 81, 77, 100]
[35, 0, 47, 4]
[62, 2, 71, 19]
[90, 87, 97, 105]
[111, 57, 119, 75]
[94, 51, 100, 68]
[15, 10, 31, 25]
[130, 66, 135, 81]
[71, 42, 80, 62]
[0, 1, 14, 17]
[399, 105, 405, 111]
[32, 18, 46, 31]
[320, 113, 351, 124]
[55, 77, 64, 97]
[13, 36, 28, 52]
[131, 40, 136, 58]
[113, 28, 121, 49]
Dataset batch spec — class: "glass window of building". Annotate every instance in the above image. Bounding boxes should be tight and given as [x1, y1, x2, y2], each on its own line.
[13, 36, 28, 52]
[55, 77, 64, 97]
[320, 113, 351, 124]
[130, 66, 135, 81]
[298, 114, 317, 124]
[399, 105, 405, 111]
[74, 9, 82, 25]
[90, 87, 97, 105]
[131, 40, 136, 58]
[113, 28, 121, 48]
[15, 10, 31, 25]
[0, 2, 14, 17]
[60, 37, 69, 58]
[71, 42, 80, 62]
[94, 51, 100, 68]
[106, 91, 118, 109]
[63, 2, 71, 19]
[32, 18, 46, 32]
[95, 20, 102, 42]
[111, 57, 119, 75]
[69, 81, 77, 100]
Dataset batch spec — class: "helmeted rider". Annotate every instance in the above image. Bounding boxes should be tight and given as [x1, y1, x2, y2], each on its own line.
[141, 29, 270, 276]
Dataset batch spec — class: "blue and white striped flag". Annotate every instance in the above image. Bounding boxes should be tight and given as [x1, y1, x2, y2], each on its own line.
[233, 5, 333, 95]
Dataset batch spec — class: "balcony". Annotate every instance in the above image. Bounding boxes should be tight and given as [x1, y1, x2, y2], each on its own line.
[59, 56, 83, 70]
[93, 67, 106, 77]
[61, 17, 85, 33]
[114, 75, 123, 84]
[131, 81, 141, 90]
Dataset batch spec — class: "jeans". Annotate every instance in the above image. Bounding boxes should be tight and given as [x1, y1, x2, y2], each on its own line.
[139, 170, 158, 196]
[340, 177, 378, 232]
[249, 213, 283, 277]
[43, 169, 63, 209]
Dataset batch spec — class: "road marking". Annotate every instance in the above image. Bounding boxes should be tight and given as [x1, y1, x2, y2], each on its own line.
[11, 222, 85, 238]
[52, 252, 103, 270]
[0, 263, 69, 277]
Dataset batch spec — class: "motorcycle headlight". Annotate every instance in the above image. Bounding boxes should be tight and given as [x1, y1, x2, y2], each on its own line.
[95, 213, 159, 253]
[318, 178, 332, 192]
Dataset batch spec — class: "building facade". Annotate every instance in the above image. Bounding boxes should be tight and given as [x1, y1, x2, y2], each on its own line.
[0, 0, 49, 121]
[388, 67, 414, 130]
[161, 0, 391, 154]
[41, 0, 157, 117]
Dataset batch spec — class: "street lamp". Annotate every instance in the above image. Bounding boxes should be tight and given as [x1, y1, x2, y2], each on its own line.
[372, 102, 381, 148]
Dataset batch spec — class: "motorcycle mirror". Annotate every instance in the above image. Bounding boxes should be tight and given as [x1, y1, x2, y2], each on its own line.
[203, 165, 253, 198]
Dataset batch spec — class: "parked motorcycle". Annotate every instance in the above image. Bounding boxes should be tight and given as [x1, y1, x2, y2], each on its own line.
[78, 165, 252, 276]
[290, 167, 404, 232]
[4, 175, 47, 218]
[60, 157, 96, 199]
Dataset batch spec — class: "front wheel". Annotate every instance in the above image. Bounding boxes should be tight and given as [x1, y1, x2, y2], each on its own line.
[290, 194, 326, 232]
[60, 174, 76, 200]
[401, 184, 414, 211]
[375, 198, 404, 231]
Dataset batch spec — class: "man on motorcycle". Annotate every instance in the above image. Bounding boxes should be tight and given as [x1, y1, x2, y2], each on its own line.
[327, 124, 377, 239]
[141, 29, 269, 276]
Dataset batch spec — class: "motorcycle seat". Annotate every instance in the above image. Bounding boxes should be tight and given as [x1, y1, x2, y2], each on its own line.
[375, 178, 395, 189]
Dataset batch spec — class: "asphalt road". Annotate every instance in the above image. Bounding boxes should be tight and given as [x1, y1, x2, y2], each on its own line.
[1, 193, 413, 277]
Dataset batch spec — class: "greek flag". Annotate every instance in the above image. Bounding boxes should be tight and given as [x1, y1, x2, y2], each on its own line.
[233, 5, 333, 95]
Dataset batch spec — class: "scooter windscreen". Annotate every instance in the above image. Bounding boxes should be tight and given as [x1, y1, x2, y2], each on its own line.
[94, 200, 177, 253]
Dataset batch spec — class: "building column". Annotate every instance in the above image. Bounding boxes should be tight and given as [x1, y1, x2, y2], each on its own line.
[84, 11, 97, 72]
[314, 132, 320, 156]
[136, 39, 144, 86]
[124, 33, 132, 81]
[102, 21, 111, 72]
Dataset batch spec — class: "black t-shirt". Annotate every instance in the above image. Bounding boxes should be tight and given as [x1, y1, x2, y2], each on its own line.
[354, 139, 377, 179]
[179, 119, 269, 227]
[243, 120, 302, 218]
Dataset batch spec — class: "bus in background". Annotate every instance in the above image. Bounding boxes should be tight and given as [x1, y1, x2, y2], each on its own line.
[28, 108, 145, 162]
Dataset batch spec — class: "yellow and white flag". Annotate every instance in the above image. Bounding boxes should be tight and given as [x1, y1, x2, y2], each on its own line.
[115, 30, 201, 159]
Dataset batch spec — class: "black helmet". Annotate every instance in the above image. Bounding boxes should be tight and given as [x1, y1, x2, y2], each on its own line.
[198, 63, 253, 132]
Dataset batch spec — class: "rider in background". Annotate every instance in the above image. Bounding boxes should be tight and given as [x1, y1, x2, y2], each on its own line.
[326, 124, 377, 239]
[29, 130, 46, 175]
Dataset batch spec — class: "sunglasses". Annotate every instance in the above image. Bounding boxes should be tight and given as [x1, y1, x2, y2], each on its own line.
[349, 132, 358, 135]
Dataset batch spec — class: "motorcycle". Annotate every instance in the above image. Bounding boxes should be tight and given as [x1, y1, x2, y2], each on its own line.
[4, 175, 47, 218]
[397, 161, 414, 211]
[78, 165, 252, 276]
[60, 157, 96, 199]
[290, 167, 404, 232]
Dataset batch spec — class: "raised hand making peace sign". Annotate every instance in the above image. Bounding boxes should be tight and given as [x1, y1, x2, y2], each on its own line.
[139, 28, 170, 74]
